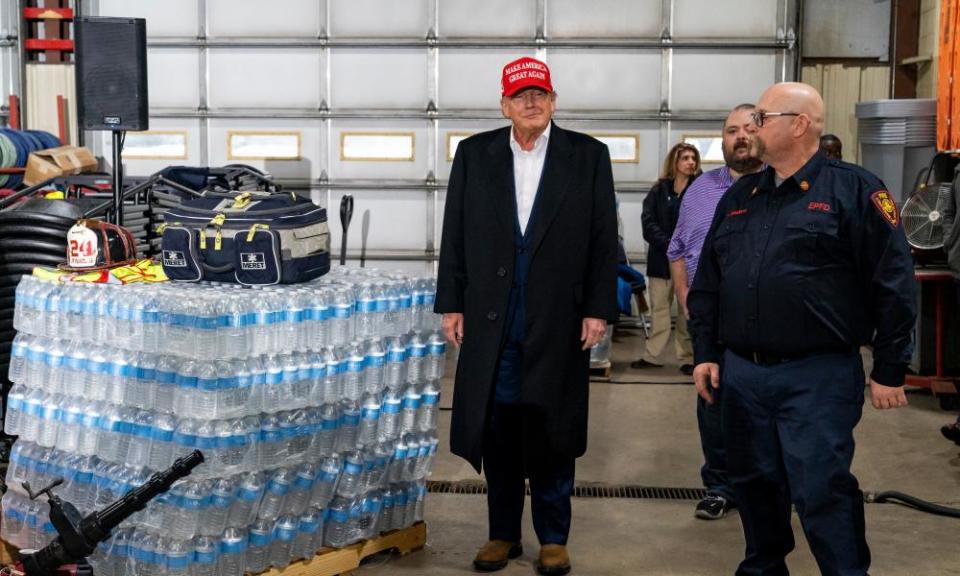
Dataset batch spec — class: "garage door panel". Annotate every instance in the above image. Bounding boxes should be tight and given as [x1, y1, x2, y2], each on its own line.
[674, 0, 779, 38]
[438, 120, 513, 180]
[549, 51, 660, 110]
[148, 49, 200, 108]
[207, 118, 321, 181]
[208, 0, 321, 37]
[327, 190, 429, 252]
[440, 0, 537, 37]
[561, 121, 661, 183]
[111, 118, 202, 177]
[546, 0, 661, 37]
[330, 50, 428, 109]
[439, 50, 536, 109]
[97, 0, 199, 37]
[330, 120, 429, 180]
[671, 51, 775, 111]
[330, 0, 430, 37]
[209, 49, 322, 108]
[618, 192, 648, 257]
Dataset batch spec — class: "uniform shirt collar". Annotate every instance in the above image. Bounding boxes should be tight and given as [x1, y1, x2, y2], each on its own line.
[757, 151, 827, 194]
[510, 122, 551, 154]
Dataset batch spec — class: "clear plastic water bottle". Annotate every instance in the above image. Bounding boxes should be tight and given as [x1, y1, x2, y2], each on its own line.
[358, 393, 381, 448]
[4, 383, 26, 435]
[406, 332, 426, 384]
[132, 352, 158, 410]
[154, 355, 178, 414]
[337, 451, 363, 498]
[360, 490, 383, 539]
[355, 283, 377, 339]
[342, 342, 365, 401]
[310, 455, 341, 509]
[324, 496, 352, 548]
[330, 286, 354, 346]
[389, 437, 409, 484]
[321, 346, 341, 404]
[8, 333, 31, 384]
[259, 413, 282, 469]
[229, 471, 264, 528]
[193, 535, 219, 576]
[173, 480, 209, 540]
[245, 518, 272, 574]
[202, 477, 235, 536]
[216, 528, 246, 576]
[270, 515, 298, 568]
[383, 336, 407, 391]
[391, 484, 409, 531]
[336, 400, 360, 453]
[294, 507, 322, 561]
[262, 355, 284, 413]
[423, 277, 439, 329]
[166, 538, 193, 576]
[126, 409, 154, 468]
[419, 379, 440, 433]
[148, 412, 176, 471]
[284, 462, 317, 516]
[363, 338, 385, 395]
[377, 389, 402, 444]
[258, 468, 293, 522]
[425, 331, 446, 381]
[400, 383, 422, 435]
[77, 400, 102, 457]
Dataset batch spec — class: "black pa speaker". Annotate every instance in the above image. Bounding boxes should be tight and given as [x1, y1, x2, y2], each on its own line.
[75, 17, 149, 131]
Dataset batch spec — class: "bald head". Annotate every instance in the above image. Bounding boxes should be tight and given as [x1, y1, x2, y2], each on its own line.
[751, 82, 827, 176]
[758, 82, 825, 138]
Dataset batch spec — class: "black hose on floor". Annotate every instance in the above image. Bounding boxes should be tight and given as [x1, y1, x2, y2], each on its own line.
[865, 491, 960, 519]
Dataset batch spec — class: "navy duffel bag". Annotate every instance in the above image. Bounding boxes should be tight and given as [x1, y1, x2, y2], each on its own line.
[160, 191, 330, 285]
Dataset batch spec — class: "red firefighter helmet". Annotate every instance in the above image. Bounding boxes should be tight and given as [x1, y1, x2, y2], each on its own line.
[60, 219, 138, 271]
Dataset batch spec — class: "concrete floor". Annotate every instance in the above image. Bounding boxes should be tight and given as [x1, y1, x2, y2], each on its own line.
[361, 326, 960, 575]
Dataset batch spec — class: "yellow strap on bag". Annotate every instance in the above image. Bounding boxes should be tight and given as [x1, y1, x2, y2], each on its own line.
[246, 223, 270, 242]
[156, 223, 168, 234]
[199, 229, 208, 250]
[214, 227, 223, 251]
[232, 192, 253, 209]
[210, 213, 227, 227]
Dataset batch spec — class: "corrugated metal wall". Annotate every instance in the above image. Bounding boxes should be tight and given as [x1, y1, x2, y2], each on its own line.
[81, 0, 800, 273]
[801, 63, 891, 164]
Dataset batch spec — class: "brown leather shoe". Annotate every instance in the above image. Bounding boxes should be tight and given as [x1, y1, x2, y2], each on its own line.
[473, 540, 523, 572]
[535, 544, 571, 575]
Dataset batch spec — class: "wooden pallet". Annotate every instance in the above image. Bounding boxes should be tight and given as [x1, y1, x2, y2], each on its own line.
[260, 522, 427, 576]
[589, 361, 612, 380]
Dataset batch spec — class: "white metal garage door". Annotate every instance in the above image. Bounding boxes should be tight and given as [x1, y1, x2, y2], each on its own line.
[86, 0, 801, 275]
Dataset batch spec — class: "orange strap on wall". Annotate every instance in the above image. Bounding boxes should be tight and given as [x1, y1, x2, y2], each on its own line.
[939, 0, 960, 150]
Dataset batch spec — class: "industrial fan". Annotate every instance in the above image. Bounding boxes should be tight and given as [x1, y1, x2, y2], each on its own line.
[901, 180, 953, 251]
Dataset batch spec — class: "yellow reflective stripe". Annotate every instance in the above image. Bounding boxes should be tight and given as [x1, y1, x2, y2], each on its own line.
[210, 213, 226, 227]
[214, 227, 223, 251]
[156, 223, 167, 234]
[199, 230, 207, 250]
[232, 192, 252, 208]
[246, 223, 269, 242]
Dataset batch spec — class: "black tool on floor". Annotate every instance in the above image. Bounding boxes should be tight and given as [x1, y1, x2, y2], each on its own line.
[15, 450, 203, 576]
[339, 194, 354, 266]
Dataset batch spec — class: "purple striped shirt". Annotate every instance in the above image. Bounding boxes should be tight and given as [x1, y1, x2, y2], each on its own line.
[667, 166, 735, 287]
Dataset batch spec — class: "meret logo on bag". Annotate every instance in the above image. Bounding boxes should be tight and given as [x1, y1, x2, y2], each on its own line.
[163, 250, 187, 268]
[66, 223, 100, 269]
[240, 252, 266, 270]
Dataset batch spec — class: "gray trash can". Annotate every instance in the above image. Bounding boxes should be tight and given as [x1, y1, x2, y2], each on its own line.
[855, 99, 936, 203]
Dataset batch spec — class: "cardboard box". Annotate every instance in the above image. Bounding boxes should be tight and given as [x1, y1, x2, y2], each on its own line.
[23, 145, 98, 186]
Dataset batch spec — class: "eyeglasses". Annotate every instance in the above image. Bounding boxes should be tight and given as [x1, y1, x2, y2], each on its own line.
[508, 90, 551, 104]
[751, 110, 800, 128]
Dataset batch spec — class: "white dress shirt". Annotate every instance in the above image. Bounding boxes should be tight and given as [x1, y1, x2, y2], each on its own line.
[509, 122, 551, 234]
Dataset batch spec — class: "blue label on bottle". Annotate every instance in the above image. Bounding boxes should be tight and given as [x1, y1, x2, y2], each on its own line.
[174, 431, 197, 447]
[81, 413, 100, 428]
[152, 427, 174, 442]
[329, 509, 349, 523]
[196, 316, 218, 331]
[156, 370, 176, 384]
[195, 435, 218, 449]
[299, 518, 320, 533]
[240, 487, 262, 501]
[219, 375, 240, 389]
[400, 296, 413, 309]
[197, 549, 220, 563]
[344, 461, 362, 474]
[176, 374, 198, 389]
[347, 358, 366, 372]
[66, 355, 87, 370]
[422, 392, 439, 406]
[376, 299, 390, 312]
[197, 377, 219, 391]
[321, 470, 339, 483]
[282, 369, 298, 384]
[403, 396, 421, 410]
[419, 444, 430, 457]
[387, 350, 407, 363]
[211, 494, 232, 508]
[265, 371, 283, 385]
[249, 531, 272, 547]
[341, 413, 360, 427]
[322, 418, 338, 430]
[382, 400, 402, 414]
[424, 292, 436, 305]
[367, 354, 385, 367]
[274, 527, 296, 542]
[394, 447, 408, 460]
[318, 306, 331, 321]
[167, 554, 191, 570]
[395, 491, 408, 505]
[6, 396, 21, 411]
[362, 407, 380, 420]
[294, 475, 313, 490]
[334, 305, 352, 318]
[139, 366, 156, 381]
[279, 425, 297, 439]
[261, 429, 281, 443]
[143, 309, 160, 324]
[409, 345, 427, 358]
[268, 480, 290, 496]
[428, 342, 446, 355]
[357, 299, 377, 313]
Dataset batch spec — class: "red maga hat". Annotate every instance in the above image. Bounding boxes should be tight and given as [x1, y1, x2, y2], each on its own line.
[501, 56, 553, 97]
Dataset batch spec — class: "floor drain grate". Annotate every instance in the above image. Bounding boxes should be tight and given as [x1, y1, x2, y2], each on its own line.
[426, 480, 706, 501]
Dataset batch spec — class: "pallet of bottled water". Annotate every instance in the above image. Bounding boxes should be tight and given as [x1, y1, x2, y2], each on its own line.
[2, 267, 445, 576]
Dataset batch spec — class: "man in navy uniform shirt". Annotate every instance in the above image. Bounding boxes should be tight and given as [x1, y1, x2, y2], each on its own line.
[688, 82, 917, 576]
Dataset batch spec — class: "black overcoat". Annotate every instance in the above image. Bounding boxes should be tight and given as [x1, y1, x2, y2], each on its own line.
[434, 122, 619, 472]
